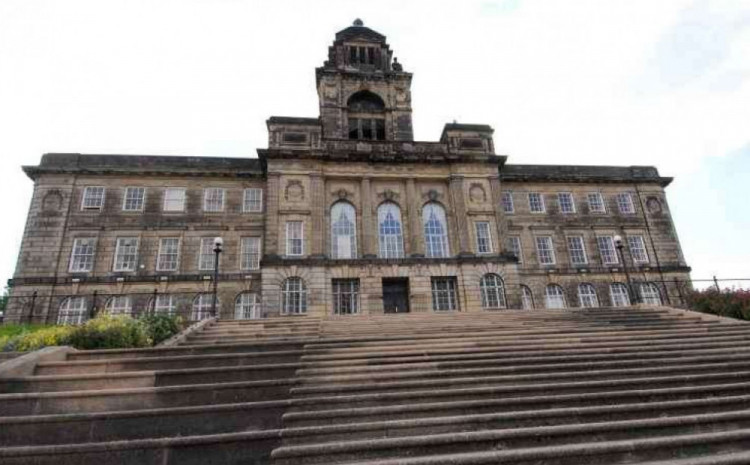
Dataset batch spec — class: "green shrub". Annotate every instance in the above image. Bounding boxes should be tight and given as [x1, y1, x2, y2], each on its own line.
[5, 326, 75, 352]
[67, 315, 151, 350]
[138, 314, 183, 345]
[685, 288, 750, 321]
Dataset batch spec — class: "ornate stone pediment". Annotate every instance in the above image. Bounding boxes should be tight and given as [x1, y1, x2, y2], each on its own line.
[285, 180, 305, 202]
[377, 189, 400, 202]
[468, 183, 487, 204]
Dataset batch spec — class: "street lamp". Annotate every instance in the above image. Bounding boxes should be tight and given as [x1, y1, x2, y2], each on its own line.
[614, 235, 637, 305]
[211, 237, 223, 318]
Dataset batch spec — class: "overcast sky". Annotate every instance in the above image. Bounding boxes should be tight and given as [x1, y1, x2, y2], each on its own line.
[0, 0, 748, 289]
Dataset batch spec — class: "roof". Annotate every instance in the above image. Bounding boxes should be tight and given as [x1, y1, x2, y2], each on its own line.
[500, 164, 673, 186]
[23, 153, 263, 180]
[335, 23, 386, 43]
[267, 116, 321, 126]
[440, 123, 494, 141]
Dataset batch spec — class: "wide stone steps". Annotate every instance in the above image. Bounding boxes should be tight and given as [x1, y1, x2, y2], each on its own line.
[2, 306, 750, 464]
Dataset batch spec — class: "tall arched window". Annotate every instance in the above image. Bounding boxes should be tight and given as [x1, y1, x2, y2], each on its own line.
[192, 294, 218, 321]
[545, 284, 566, 309]
[58, 296, 88, 325]
[235, 293, 261, 320]
[331, 202, 357, 259]
[639, 283, 662, 306]
[480, 274, 506, 309]
[282, 277, 307, 315]
[520, 285, 534, 310]
[423, 202, 449, 258]
[578, 283, 599, 308]
[105, 295, 132, 316]
[347, 91, 386, 141]
[149, 294, 176, 315]
[610, 283, 631, 307]
[378, 202, 404, 259]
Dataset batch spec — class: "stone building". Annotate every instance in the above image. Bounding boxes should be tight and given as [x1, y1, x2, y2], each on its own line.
[5, 20, 691, 324]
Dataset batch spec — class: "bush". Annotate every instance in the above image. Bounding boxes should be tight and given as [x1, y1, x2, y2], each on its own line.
[138, 314, 183, 346]
[685, 288, 750, 321]
[0, 313, 184, 352]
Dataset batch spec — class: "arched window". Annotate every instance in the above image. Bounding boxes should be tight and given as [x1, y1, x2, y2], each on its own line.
[480, 274, 506, 309]
[235, 293, 261, 320]
[282, 277, 307, 315]
[578, 283, 599, 308]
[639, 283, 662, 306]
[192, 294, 218, 321]
[331, 202, 357, 259]
[105, 295, 132, 316]
[378, 202, 404, 259]
[545, 284, 566, 309]
[520, 285, 534, 310]
[58, 296, 87, 325]
[423, 203, 449, 258]
[347, 91, 386, 141]
[610, 283, 631, 307]
[150, 294, 176, 315]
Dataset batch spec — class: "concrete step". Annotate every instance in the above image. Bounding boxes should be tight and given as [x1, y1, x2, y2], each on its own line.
[0, 429, 282, 465]
[281, 395, 750, 445]
[0, 400, 286, 446]
[0, 352, 23, 362]
[0, 378, 295, 416]
[284, 384, 750, 427]
[65, 340, 307, 361]
[307, 429, 750, 465]
[271, 411, 750, 464]
[2, 362, 301, 393]
[35, 349, 305, 375]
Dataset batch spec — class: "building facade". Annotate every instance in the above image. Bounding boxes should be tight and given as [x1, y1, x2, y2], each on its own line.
[6, 21, 691, 324]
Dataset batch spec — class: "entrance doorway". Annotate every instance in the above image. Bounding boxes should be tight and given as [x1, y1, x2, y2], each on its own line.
[382, 278, 410, 314]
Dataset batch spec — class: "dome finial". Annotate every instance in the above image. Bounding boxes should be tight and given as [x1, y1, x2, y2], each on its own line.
[353, 18, 364, 27]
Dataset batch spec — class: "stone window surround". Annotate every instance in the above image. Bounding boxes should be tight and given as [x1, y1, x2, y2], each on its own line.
[122, 187, 146, 212]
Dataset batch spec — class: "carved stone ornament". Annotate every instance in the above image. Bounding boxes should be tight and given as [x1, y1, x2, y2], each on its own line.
[323, 82, 338, 100]
[285, 180, 305, 202]
[646, 197, 662, 213]
[469, 183, 487, 203]
[426, 189, 441, 202]
[378, 189, 400, 202]
[334, 188, 352, 200]
[42, 189, 63, 214]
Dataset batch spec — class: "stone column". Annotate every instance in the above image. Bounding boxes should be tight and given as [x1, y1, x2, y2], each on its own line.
[264, 173, 280, 257]
[449, 175, 472, 256]
[489, 175, 508, 252]
[406, 178, 424, 257]
[361, 176, 376, 258]
[309, 174, 325, 257]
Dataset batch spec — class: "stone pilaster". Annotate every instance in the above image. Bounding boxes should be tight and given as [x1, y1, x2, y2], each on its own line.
[309, 174, 325, 257]
[449, 175, 472, 256]
[489, 175, 508, 252]
[264, 173, 280, 257]
[361, 176, 376, 258]
[406, 178, 424, 257]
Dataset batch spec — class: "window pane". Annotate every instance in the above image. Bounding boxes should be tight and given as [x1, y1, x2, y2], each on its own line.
[192, 294, 218, 320]
[244, 188, 263, 212]
[331, 202, 357, 259]
[58, 297, 88, 325]
[528, 193, 545, 213]
[475, 222, 492, 254]
[431, 277, 458, 311]
[199, 238, 216, 270]
[82, 187, 105, 210]
[424, 203, 449, 258]
[123, 187, 145, 211]
[501, 191, 514, 213]
[578, 284, 599, 308]
[70, 238, 96, 272]
[617, 193, 635, 214]
[521, 286, 534, 309]
[628, 236, 649, 263]
[545, 285, 566, 309]
[204, 188, 224, 212]
[164, 188, 186, 212]
[480, 274, 505, 309]
[333, 279, 359, 315]
[113, 237, 139, 272]
[535, 236, 555, 265]
[558, 192, 575, 213]
[588, 193, 605, 213]
[597, 236, 618, 265]
[282, 277, 307, 314]
[286, 221, 304, 256]
[507, 236, 523, 263]
[241, 237, 261, 270]
[378, 202, 404, 258]
[567, 236, 587, 265]
[235, 293, 260, 320]
[157, 238, 180, 271]
[610, 283, 631, 307]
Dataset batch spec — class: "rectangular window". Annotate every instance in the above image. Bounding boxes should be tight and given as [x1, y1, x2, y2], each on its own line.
[616, 192, 635, 214]
[528, 192, 545, 213]
[69, 238, 96, 272]
[163, 188, 186, 212]
[507, 236, 523, 263]
[156, 238, 180, 271]
[198, 238, 216, 270]
[597, 236, 619, 265]
[501, 191, 514, 214]
[475, 222, 493, 254]
[122, 187, 145, 212]
[240, 237, 262, 270]
[286, 221, 304, 256]
[567, 236, 588, 265]
[628, 235, 649, 263]
[431, 277, 459, 312]
[332, 279, 359, 315]
[203, 188, 225, 212]
[535, 236, 556, 265]
[243, 188, 263, 212]
[113, 237, 139, 272]
[587, 192, 606, 213]
[81, 187, 105, 211]
[558, 192, 575, 214]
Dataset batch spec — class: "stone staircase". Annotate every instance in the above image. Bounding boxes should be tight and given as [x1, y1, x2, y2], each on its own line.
[3, 307, 750, 464]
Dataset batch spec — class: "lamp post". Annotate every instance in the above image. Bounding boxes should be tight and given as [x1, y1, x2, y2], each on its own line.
[211, 237, 223, 318]
[614, 234, 637, 305]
